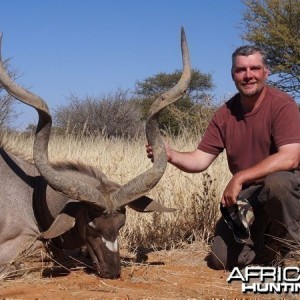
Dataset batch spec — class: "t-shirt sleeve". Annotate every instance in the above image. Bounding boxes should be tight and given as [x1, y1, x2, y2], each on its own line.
[272, 96, 300, 148]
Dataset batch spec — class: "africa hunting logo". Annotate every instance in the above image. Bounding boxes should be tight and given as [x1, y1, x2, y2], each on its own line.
[227, 266, 300, 293]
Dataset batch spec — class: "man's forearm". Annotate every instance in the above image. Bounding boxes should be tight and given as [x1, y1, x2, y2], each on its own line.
[168, 149, 217, 173]
[234, 146, 300, 187]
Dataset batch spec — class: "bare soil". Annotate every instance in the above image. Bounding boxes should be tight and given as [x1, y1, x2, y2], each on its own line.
[0, 243, 283, 300]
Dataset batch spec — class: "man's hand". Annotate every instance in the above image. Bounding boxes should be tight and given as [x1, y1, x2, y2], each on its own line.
[221, 174, 243, 207]
[146, 142, 171, 162]
[146, 144, 154, 161]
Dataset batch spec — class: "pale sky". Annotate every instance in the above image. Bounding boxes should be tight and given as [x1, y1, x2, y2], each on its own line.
[0, 0, 246, 128]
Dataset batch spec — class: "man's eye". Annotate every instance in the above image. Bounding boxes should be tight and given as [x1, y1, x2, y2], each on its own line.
[235, 68, 244, 73]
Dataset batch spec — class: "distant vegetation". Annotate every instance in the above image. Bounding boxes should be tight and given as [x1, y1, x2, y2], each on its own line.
[52, 68, 215, 139]
[242, 0, 300, 100]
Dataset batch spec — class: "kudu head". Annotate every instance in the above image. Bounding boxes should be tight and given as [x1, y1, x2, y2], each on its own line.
[0, 28, 191, 278]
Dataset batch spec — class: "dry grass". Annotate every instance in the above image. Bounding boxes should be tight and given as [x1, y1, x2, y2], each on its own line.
[2, 130, 231, 251]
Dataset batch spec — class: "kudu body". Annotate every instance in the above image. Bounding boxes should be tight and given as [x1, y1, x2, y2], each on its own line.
[0, 29, 191, 278]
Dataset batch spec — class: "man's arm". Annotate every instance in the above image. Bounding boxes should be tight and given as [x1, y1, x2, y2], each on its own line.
[146, 143, 217, 173]
[222, 143, 300, 207]
[168, 147, 217, 173]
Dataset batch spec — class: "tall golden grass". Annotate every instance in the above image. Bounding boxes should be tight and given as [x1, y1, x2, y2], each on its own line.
[3, 131, 231, 251]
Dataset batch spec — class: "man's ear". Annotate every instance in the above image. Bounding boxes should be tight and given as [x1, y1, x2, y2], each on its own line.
[264, 66, 270, 78]
[231, 68, 234, 80]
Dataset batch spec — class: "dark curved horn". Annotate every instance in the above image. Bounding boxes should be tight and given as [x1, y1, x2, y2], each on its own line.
[110, 27, 191, 208]
[0, 33, 110, 211]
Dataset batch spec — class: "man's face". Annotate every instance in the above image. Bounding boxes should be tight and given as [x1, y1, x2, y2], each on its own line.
[232, 52, 269, 98]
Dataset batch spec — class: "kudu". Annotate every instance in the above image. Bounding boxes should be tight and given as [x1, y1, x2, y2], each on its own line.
[0, 28, 191, 278]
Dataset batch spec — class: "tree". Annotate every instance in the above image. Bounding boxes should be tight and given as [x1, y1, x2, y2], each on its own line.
[241, 0, 300, 99]
[134, 68, 214, 135]
[54, 90, 143, 138]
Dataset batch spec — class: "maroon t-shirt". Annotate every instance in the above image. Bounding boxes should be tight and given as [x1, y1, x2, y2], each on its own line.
[198, 86, 300, 174]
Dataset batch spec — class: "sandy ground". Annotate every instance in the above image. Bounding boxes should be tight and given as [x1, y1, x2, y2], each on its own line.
[0, 243, 290, 300]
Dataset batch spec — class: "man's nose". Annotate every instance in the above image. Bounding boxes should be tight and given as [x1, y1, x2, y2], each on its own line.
[244, 68, 253, 79]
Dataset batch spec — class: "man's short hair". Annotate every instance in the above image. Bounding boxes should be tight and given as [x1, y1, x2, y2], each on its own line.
[231, 45, 268, 73]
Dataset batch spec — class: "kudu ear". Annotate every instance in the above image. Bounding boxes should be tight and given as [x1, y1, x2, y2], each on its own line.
[128, 196, 176, 213]
[41, 201, 82, 239]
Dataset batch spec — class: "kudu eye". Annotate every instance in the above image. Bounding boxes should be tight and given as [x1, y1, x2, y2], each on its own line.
[88, 221, 96, 229]
[116, 207, 126, 214]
